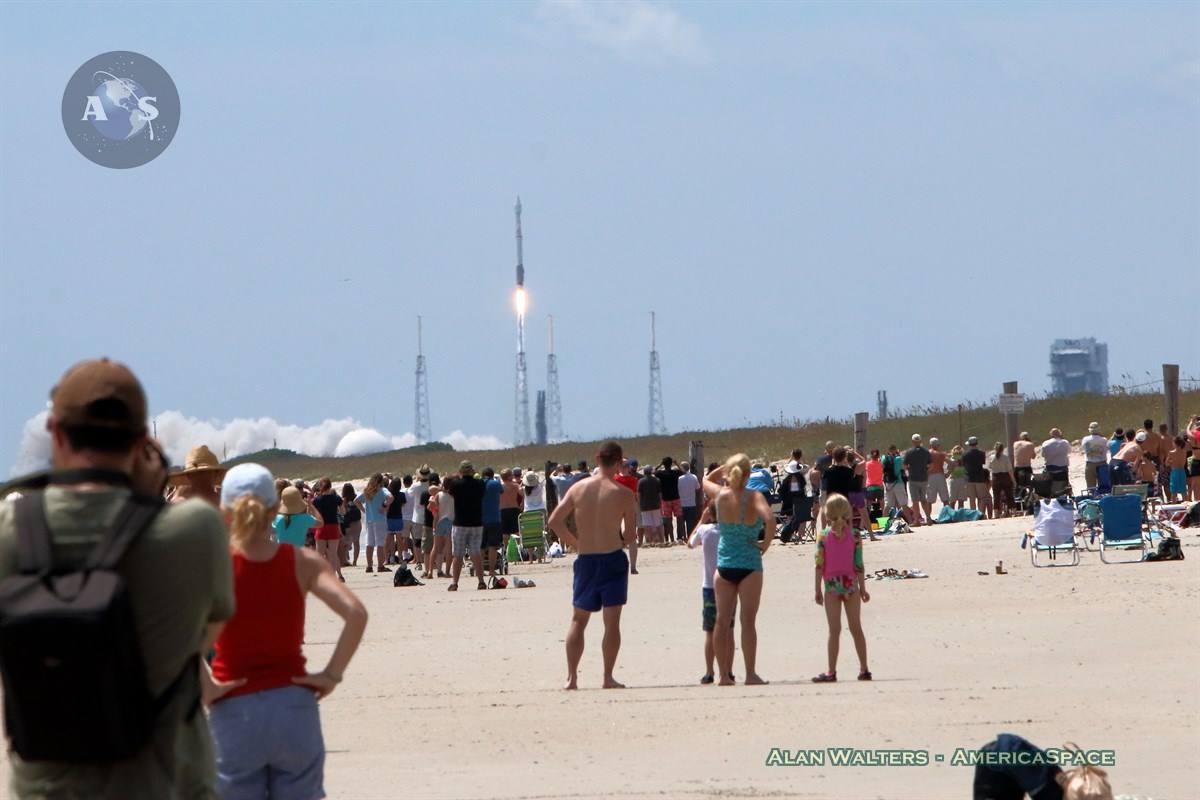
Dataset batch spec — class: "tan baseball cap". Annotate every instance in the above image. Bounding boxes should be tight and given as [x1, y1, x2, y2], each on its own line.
[50, 358, 147, 433]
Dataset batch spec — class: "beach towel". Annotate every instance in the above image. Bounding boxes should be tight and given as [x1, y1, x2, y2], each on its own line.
[934, 506, 983, 524]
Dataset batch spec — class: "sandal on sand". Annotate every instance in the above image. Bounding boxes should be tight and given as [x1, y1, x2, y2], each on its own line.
[811, 672, 837, 683]
[447, 583, 458, 592]
[858, 671, 872, 681]
[365, 567, 374, 573]
[477, 580, 487, 590]
[700, 674, 714, 685]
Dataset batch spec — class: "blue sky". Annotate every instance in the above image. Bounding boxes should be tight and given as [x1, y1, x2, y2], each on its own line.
[2, 1, 1197, 472]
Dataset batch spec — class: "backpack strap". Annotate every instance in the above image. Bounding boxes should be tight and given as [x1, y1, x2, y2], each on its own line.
[85, 497, 165, 572]
[13, 493, 54, 576]
[47, 469, 133, 489]
[0, 468, 131, 501]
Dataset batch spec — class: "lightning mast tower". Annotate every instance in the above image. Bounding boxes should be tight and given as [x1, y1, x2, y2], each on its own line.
[513, 197, 532, 446]
[546, 315, 563, 441]
[648, 311, 666, 435]
[414, 315, 431, 444]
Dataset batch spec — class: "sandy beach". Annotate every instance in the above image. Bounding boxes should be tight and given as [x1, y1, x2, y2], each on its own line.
[4, 459, 1196, 800]
[295, 502, 1198, 800]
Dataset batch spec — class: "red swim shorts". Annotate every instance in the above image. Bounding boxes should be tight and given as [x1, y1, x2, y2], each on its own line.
[316, 523, 342, 541]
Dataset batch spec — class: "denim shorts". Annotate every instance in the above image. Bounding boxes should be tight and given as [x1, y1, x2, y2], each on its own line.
[208, 685, 325, 800]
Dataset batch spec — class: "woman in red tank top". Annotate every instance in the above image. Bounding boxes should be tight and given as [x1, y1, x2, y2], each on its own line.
[202, 463, 368, 799]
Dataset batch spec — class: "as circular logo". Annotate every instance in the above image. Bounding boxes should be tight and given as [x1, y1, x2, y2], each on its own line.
[61, 51, 180, 169]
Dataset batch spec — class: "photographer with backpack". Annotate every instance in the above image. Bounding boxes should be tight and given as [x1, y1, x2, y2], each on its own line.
[0, 359, 235, 799]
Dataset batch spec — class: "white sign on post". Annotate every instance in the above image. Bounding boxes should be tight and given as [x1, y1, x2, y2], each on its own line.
[998, 393, 1025, 415]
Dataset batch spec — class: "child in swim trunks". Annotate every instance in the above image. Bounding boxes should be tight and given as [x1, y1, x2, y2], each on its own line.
[812, 493, 870, 683]
[687, 503, 735, 684]
[1166, 437, 1188, 501]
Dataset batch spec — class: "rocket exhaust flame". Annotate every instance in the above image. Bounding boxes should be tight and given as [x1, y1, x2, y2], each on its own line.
[513, 287, 528, 318]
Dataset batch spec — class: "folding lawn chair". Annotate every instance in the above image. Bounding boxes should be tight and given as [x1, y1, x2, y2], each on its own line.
[1027, 497, 1079, 567]
[1098, 493, 1149, 564]
[517, 510, 547, 563]
[1074, 498, 1102, 551]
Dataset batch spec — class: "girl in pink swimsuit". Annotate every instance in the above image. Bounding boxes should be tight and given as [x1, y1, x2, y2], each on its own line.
[812, 493, 871, 683]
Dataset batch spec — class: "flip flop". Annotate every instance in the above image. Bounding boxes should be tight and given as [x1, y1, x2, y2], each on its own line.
[811, 672, 837, 683]
[858, 671, 872, 681]
[447, 583, 458, 592]
[700, 674, 714, 685]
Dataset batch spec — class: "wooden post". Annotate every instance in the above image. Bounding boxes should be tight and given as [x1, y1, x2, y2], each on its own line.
[689, 440, 705, 507]
[854, 412, 869, 454]
[1163, 364, 1179, 436]
[1003, 381, 1020, 455]
[689, 440, 705, 476]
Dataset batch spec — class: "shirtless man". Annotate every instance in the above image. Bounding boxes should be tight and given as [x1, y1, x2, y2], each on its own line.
[1112, 434, 1143, 486]
[548, 440, 638, 690]
[1011, 433, 1036, 489]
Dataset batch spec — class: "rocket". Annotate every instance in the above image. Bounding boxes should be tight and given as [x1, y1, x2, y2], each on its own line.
[515, 196, 524, 287]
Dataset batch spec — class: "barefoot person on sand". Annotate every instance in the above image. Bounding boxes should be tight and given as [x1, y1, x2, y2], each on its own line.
[812, 493, 870, 683]
[702, 454, 775, 686]
[548, 441, 638, 690]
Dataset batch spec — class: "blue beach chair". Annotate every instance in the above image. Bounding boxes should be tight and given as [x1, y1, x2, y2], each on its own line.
[1098, 493, 1148, 564]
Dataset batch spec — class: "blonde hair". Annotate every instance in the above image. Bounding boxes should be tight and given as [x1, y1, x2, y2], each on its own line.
[823, 493, 853, 530]
[225, 494, 278, 551]
[364, 472, 383, 500]
[724, 453, 751, 490]
[1056, 746, 1114, 800]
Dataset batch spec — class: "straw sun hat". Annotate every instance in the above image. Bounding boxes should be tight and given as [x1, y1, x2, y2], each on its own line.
[168, 445, 227, 486]
[279, 486, 307, 515]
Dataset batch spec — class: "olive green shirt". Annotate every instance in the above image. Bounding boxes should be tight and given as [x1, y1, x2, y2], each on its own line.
[0, 489, 234, 800]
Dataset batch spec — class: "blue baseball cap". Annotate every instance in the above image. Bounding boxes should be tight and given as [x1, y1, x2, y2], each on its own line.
[220, 463, 277, 508]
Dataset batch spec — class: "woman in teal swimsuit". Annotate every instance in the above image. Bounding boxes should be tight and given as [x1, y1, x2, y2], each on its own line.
[702, 454, 775, 686]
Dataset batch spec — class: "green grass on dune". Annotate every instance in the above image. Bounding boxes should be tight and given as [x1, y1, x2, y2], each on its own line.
[230, 390, 1199, 482]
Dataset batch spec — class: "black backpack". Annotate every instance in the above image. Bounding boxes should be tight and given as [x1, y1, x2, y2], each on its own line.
[0, 490, 195, 762]
[393, 565, 423, 587]
[1146, 536, 1184, 562]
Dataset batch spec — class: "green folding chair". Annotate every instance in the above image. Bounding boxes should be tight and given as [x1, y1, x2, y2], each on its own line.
[518, 510, 546, 563]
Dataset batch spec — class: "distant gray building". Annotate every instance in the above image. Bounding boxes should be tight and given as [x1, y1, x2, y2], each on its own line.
[1049, 338, 1108, 395]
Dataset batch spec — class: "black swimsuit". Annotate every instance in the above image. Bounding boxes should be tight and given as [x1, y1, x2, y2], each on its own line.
[716, 567, 754, 584]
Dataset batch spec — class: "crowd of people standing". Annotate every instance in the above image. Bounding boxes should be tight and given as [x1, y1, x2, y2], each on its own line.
[1, 357, 1190, 800]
